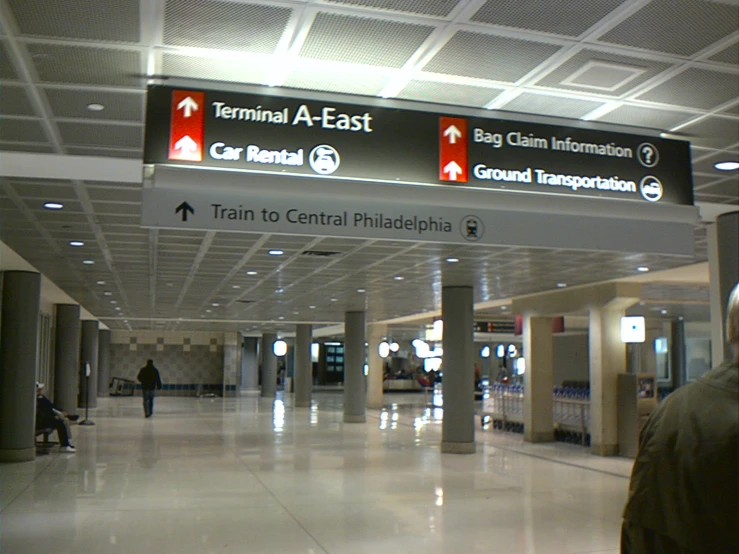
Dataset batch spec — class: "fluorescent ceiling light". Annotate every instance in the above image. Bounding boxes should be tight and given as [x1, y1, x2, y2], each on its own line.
[557, 282, 567, 288]
[82, 260, 95, 265]
[268, 250, 284, 256]
[446, 258, 459, 263]
[87, 103, 105, 111]
[714, 161, 739, 171]
[44, 202, 63, 210]
[394, 276, 404, 281]
[247, 271, 257, 275]
[637, 266, 649, 272]
[69, 241, 84, 247]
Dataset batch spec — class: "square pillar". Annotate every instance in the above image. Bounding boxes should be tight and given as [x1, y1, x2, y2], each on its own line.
[366, 324, 387, 410]
[589, 306, 626, 456]
[523, 315, 554, 443]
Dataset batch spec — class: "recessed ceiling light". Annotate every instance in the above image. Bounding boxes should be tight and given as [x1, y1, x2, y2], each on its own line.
[660, 309, 668, 315]
[557, 282, 567, 288]
[232, 285, 241, 289]
[394, 276, 404, 281]
[96, 280, 106, 285]
[637, 266, 649, 272]
[82, 260, 95, 265]
[87, 103, 105, 112]
[276, 288, 284, 293]
[69, 241, 85, 247]
[43, 202, 63, 210]
[714, 161, 739, 171]
[115, 307, 121, 311]
[501, 306, 508, 310]
[357, 288, 366, 293]
[110, 300, 117, 304]
[446, 258, 459, 263]
[278, 316, 285, 320]
[309, 305, 316, 309]
[103, 291, 112, 296]
[206, 309, 212, 313]
[246, 271, 258, 275]
[212, 302, 219, 307]
[268, 249, 284, 256]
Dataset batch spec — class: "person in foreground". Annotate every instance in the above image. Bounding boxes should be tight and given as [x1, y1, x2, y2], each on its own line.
[35, 382, 77, 453]
[621, 282, 739, 553]
[137, 359, 163, 418]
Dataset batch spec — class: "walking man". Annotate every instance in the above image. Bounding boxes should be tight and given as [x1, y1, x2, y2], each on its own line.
[137, 359, 162, 418]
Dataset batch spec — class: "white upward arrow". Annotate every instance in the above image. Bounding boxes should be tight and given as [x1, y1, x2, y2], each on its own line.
[177, 96, 199, 118]
[174, 135, 198, 155]
[443, 124, 462, 144]
[443, 161, 463, 180]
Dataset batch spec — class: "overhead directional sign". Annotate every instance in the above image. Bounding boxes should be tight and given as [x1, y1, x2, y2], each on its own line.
[140, 178, 695, 255]
[144, 85, 694, 205]
[439, 116, 468, 183]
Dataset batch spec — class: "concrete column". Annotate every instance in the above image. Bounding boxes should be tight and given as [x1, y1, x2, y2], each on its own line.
[670, 318, 686, 389]
[261, 332, 277, 397]
[241, 337, 259, 392]
[79, 320, 99, 409]
[523, 315, 554, 443]
[0, 271, 42, 462]
[367, 323, 387, 409]
[708, 212, 739, 364]
[643, 319, 661, 376]
[294, 324, 313, 407]
[97, 329, 111, 397]
[589, 306, 627, 456]
[441, 286, 475, 454]
[343, 311, 366, 423]
[53, 304, 81, 413]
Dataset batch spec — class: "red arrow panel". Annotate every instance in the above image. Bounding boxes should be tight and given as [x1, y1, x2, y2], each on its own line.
[169, 90, 205, 162]
[439, 116, 467, 183]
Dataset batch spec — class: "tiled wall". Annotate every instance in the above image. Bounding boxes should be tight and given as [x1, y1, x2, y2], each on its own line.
[110, 331, 227, 396]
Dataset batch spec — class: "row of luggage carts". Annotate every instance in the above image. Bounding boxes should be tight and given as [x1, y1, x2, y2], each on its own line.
[480, 384, 591, 446]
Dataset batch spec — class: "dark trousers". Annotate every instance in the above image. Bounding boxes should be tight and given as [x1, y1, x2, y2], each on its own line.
[46, 419, 71, 446]
[142, 389, 156, 417]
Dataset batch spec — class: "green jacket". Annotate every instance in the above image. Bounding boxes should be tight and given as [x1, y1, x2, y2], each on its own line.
[622, 360, 739, 552]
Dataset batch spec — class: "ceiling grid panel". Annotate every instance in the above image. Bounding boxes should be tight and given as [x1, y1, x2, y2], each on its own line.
[227, 236, 325, 309]
[73, 181, 131, 309]
[0, 0, 64, 152]
[174, 231, 217, 310]
[480, 0, 656, 110]
[194, 233, 272, 313]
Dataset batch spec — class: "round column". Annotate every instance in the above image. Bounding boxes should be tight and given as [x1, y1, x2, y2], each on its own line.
[294, 324, 313, 407]
[54, 304, 81, 413]
[0, 271, 42, 462]
[343, 311, 366, 423]
[261, 332, 278, 397]
[97, 329, 111, 397]
[441, 286, 476, 454]
[79, 320, 99, 408]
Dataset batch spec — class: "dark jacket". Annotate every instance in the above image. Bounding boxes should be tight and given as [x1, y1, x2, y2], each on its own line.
[622, 360, 739, 553]
[36, 395, 60, 429]
[137, 363, 162, 391]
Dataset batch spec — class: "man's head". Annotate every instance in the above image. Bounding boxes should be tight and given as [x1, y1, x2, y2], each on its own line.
[727, 282, 739, 362]
[36, 382, 45, 396]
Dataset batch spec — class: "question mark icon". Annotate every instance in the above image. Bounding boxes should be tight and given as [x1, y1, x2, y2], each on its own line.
[638, 142, 659, 168]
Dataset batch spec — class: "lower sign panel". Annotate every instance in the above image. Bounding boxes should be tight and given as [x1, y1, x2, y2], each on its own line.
[140, 185, 694, 255]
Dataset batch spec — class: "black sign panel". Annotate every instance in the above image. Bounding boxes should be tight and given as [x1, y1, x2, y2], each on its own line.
[144, 85, 694, 206]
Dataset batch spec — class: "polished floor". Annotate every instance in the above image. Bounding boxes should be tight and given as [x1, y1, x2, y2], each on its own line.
[0, 393, 632, 554]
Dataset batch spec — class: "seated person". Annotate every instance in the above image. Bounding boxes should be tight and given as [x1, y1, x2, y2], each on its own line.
[36, 382, 76, 453]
